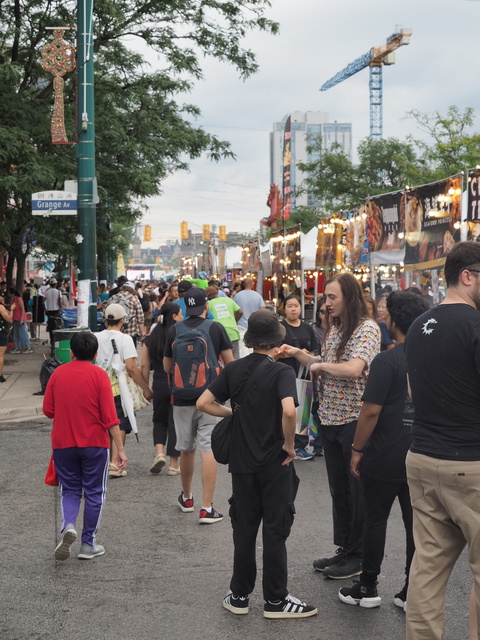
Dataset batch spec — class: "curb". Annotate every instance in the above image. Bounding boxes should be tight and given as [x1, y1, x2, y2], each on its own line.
[0, 406, 45, 424]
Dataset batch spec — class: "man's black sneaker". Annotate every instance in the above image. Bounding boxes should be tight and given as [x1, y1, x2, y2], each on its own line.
[338, 580, 381, 608]
[394, 584, 407, 612]
[199, 506, 223, 524]
[313, 547, 347, 572]
[264, 594, 318, 619]
[223, 592, 249, 614]
[324, 553, 362, 579]
[178, 492, 194, 513]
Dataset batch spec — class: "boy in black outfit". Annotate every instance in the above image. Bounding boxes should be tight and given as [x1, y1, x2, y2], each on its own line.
[197, 309, 317, 619]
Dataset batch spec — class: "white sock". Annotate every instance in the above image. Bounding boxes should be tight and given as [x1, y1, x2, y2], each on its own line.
[202, 506, 212, 513]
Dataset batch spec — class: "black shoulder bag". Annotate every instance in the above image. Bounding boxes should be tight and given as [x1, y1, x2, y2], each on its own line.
[211, 358, 272, 464]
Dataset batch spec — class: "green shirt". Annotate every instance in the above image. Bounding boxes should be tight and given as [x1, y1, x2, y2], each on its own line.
[208, 297, 241, 342]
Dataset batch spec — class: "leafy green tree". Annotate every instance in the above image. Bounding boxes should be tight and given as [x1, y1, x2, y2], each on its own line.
[296, 137, 424, 216]
[407, 106, 480, 178]
[0, 0, 279, 286]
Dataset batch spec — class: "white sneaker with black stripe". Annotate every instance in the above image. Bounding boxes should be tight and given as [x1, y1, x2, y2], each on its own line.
[264, 594, 318, 619]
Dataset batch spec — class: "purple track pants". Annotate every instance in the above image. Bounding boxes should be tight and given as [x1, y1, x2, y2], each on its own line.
[53, 447, 109, 546]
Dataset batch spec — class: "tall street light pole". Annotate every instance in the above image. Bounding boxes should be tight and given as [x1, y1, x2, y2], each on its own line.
[76, 0, 97, 330]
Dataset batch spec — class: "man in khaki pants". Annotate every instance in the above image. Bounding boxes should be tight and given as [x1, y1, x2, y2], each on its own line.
[405, 241, 480, 640]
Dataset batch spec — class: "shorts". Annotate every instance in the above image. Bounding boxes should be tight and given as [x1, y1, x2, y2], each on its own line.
[0, 330, 7, 347]
[114, 395, 133, 434]
[172, 405, 219, 452]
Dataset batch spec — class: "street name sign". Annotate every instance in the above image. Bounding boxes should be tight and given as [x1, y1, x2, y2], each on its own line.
[32, 190, 77, 215]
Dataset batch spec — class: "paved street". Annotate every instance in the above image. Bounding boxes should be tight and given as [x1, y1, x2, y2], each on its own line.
[0, 403, 473, 640]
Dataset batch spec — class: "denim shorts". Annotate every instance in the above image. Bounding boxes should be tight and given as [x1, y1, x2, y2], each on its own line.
[114, 395, 133, 434]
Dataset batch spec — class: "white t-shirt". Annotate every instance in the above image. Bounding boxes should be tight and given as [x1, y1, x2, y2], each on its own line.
[95, 329, 138, 370]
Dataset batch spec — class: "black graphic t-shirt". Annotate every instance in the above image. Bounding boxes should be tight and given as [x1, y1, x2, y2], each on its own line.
[361, 344, 412, 483]
[405, 304, 480, 461]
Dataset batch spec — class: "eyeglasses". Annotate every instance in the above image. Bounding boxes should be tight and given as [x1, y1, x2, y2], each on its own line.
[318, 309, 326, 315]
[467, 268, 480, 273]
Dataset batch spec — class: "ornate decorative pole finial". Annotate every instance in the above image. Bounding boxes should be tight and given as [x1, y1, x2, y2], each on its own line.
[41, 28, 76, 144]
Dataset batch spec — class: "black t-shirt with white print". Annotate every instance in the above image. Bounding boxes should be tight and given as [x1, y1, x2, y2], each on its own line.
[208, 353, 297, 473]
[405, 304, 480, 461]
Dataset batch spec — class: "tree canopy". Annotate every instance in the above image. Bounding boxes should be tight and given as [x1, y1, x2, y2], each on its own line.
[294, 106, 480, 221]
[0, 0, 278, 285]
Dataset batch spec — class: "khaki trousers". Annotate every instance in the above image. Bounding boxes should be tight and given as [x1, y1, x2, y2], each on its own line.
[406, 451, 480, 640]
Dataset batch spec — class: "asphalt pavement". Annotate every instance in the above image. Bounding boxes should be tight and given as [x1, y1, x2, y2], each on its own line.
[0, 327, 473, 640]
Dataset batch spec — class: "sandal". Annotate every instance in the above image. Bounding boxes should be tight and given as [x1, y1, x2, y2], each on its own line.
[150, 454, 166, 474]
[109, 463, 127, 478]
[166, 466, 181, 476]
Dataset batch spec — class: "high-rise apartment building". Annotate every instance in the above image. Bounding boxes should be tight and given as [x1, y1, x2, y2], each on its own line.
[270, 111, 352, 210]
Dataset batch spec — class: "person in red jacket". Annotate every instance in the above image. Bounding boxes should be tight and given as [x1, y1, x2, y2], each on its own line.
[43, 331, 127, 561]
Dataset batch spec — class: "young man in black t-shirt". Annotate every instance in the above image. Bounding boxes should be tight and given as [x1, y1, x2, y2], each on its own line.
[338, 291, 429, 611]
[163, 288, 233, 524]
[404, 242, 480, 640]
[197, 310, 317, 620]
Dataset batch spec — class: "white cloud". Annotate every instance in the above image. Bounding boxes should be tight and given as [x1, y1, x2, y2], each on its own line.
[141, 0, 480, 244]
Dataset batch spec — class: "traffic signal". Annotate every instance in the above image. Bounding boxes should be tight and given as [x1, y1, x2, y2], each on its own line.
[218, 225, 227, 242]
[202, 224, 211, 240]
[143, 225, 152, 241]
[180, 221, 189, 239]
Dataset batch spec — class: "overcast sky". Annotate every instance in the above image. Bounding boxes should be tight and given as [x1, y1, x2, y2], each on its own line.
[140, 0, 480, 247]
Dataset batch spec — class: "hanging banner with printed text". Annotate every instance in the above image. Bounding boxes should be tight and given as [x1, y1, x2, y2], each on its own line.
[404, 174, 462, 269]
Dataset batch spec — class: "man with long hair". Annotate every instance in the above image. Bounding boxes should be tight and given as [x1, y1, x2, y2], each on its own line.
[281, 273, 380, 579]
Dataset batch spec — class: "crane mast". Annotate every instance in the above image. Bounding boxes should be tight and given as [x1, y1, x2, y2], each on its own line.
[320, 29, 412, 139]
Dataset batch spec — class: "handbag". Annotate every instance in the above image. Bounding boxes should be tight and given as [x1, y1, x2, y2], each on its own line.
[211, 358, 271, 464]
[125, 373, 149, 412]
[44, 454, 59, 486]
[107, 338, 148, 413]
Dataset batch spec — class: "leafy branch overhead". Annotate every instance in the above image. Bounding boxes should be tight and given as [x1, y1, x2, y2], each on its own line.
[0, 0, 278, 282]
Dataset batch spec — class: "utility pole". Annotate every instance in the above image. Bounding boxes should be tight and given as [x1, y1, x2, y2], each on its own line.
[76, 0, 98, 330]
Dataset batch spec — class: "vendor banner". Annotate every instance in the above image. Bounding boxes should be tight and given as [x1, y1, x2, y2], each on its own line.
[467, 168, 480, 242]
[318, 223, 345, 268]
[362, 190, 405, 255]
[404, 175, 462, 269]
[344, 213, 369, 268]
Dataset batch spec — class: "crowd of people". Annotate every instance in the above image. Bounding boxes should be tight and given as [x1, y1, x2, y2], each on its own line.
[9, 244, 477, 634]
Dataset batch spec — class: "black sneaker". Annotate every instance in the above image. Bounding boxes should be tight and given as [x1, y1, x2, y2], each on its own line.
[338, 580, 381, 608]
[313, 547, 347, 572]
[199, 506, 223, 524]
[394, 584, 407, 612]
[264, 594, 318, 619]
[223, 591, 249, 614]
[324, 553, 362, 579]
[178, 492, 194, 513]
[0, 375, 5, 383]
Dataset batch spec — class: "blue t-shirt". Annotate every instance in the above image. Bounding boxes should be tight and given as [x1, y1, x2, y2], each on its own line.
[177, 297, 214, 320]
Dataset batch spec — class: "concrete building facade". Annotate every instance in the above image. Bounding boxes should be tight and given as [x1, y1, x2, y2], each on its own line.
[270, 111, 352, 210]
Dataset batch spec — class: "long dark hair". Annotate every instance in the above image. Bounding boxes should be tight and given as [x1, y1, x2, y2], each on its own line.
[315, 294, 326, 329]
[325, 273, 369, 361]
[146, 302, 181, 363]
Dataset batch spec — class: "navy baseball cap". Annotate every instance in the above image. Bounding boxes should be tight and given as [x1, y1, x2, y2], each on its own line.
[184, 288, 208, 316]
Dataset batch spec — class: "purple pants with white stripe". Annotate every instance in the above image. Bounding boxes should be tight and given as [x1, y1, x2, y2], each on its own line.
[53, 447, 109, 546]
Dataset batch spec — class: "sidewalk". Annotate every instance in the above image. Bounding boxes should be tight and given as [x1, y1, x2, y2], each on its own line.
[0, 325, 53, 423]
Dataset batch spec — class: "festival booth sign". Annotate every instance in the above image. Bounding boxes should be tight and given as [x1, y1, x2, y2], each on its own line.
[404, 174, 462, 270]
[467, 168, 480, 241]
[271, 225, 302, 273]
[241, 239, 261, 273]
[362, 190, 405, 264]
[316, 221, 343, 268]
[344, 212, 369, 268]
